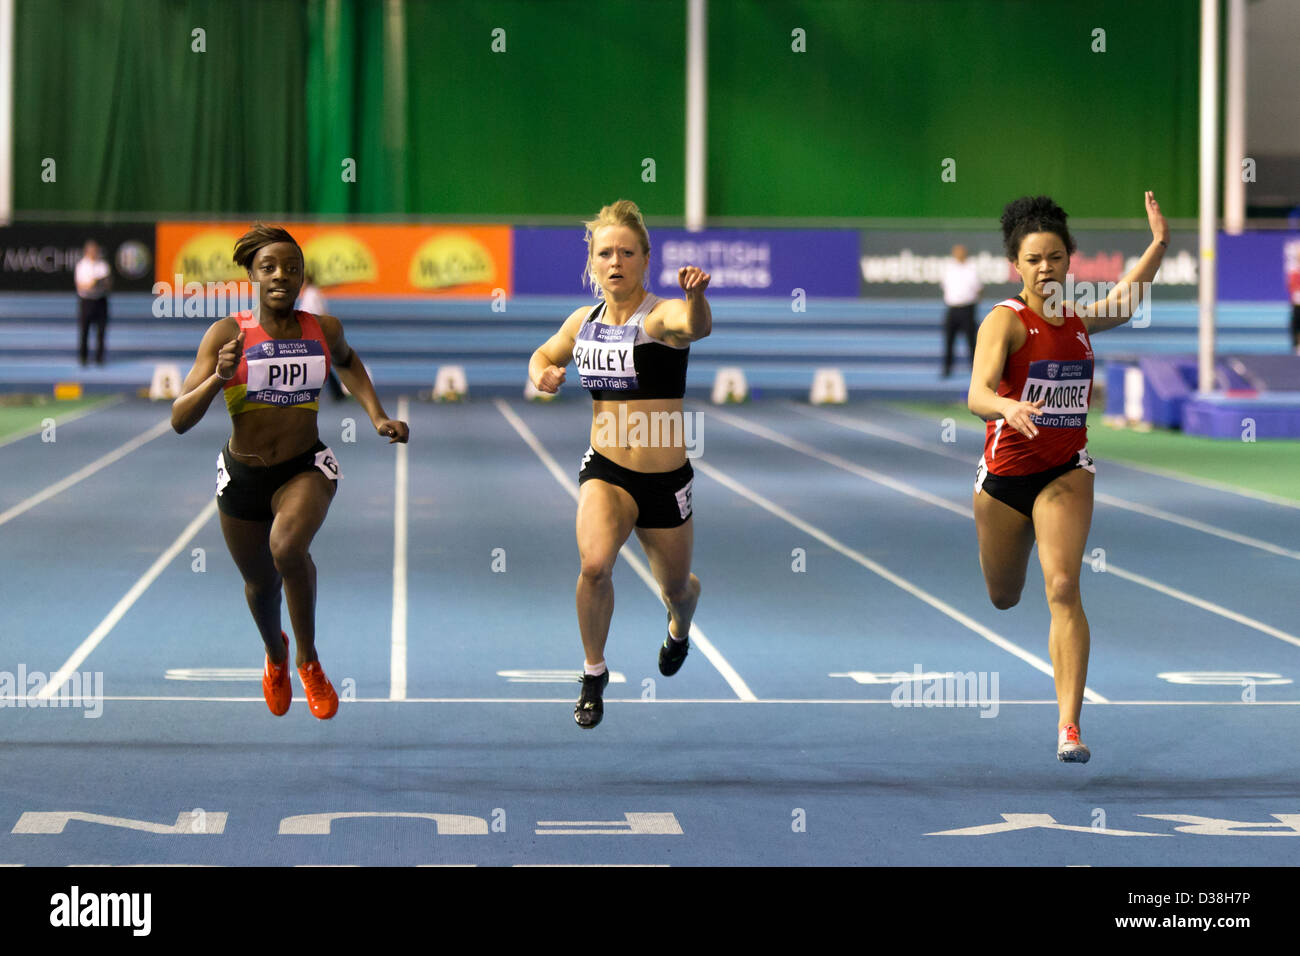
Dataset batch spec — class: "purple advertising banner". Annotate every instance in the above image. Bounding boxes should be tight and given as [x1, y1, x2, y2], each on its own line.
[1218, 231, 1300, 301]
[859, 230, 1201, 300]
[512, 227, 861, 298]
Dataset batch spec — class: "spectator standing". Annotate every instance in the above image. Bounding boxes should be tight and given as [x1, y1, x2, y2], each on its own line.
[941, 243, 982, 377]
[75, 240, 111, 365]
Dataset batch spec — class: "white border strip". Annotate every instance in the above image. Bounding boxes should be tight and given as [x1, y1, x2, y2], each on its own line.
[390, 396, 410, 700]
[494, 398, 757, 702]
[37, 500, 218, 699]
[26, 696, 1298, 706]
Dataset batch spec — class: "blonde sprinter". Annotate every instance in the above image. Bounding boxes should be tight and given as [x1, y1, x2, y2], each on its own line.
[529, 200, 712, 728]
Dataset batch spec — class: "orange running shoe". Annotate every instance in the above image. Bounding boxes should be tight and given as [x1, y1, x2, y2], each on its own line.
[262, 632, 292, 716]
[297, 660, 339, 720]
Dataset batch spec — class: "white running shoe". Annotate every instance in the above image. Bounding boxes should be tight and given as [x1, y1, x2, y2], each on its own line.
[1057, 723, 1091, 763]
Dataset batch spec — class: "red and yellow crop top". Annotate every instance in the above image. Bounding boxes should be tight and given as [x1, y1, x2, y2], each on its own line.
[222, 310, 332, 417]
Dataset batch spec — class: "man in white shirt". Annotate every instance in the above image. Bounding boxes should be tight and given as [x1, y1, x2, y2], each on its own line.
[940, 244, 982, 378]
[74, 240, 112, 365]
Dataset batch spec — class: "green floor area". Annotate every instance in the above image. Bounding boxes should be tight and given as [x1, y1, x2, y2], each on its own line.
[892, 400, 1300, 503]
[0, 394, 120, 442]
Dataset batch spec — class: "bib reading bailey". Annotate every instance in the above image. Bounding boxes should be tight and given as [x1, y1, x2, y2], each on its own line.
[222, 310, 331, 415]
[574, 293, 688, 400]
[982, 296, 1094, 475]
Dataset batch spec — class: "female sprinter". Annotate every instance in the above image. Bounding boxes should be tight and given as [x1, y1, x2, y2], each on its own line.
[528, 200, 712, 729]
[171, 223, 409, 719]
[969, 193, 1168, 762]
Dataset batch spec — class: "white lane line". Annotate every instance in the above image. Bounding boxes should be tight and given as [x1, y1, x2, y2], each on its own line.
[16, 696, 1300, 705]
[789, 402, 1300, 560]
[1091, 493, 1300, 561]
[1104, 564, 1300, 649]
[0, 395, 125, 450]
[37, 500, 219, 699]
[390, 396, 410, 701]
[494, 398, 757, 702]
[0, 417, 173, 529]
[721, 406, 1300, 650]
[884, 400, 1300, 511]
[692, 457, 1109, 704]
[712, 406, 970, 519]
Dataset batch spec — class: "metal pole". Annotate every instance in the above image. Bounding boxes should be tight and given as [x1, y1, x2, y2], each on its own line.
[685, 0, 706, 232]
[0, 0, 13, 226]
[1199, 0, 1220, 394]
[1223, 0, 1246, 236]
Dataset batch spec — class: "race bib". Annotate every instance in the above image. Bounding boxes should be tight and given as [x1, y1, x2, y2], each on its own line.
[245, 339, 328, 407]
[1020, 359, 1092, 429]
[574, 321, 638, 392]
[674, 477, 694, 520]
[215, 450, 231, 497]
[314, 446, 343, 481]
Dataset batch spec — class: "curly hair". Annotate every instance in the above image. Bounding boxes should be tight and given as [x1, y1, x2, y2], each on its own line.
[232, 222, 302, 271]
[582, 199, 650, 296]
[1000, 196, 1076, 261]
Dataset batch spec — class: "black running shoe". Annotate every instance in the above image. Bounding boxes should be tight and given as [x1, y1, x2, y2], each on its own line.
[659, 612, 689, 676]
[574, 670, 610, 728]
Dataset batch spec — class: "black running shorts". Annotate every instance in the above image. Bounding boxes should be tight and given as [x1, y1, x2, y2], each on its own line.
[578, 446, 693, 529]
[215, 440, 341, 521]
[974, 450, 1095, 519]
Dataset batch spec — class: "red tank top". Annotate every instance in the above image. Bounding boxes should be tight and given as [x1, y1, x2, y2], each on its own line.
[982, 297, 1093, 476]
[222, 310, 332, 417]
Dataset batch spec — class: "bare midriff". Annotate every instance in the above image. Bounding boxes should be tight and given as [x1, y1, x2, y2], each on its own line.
[590, 396, 689, 473]
[228, 407, 320, 467]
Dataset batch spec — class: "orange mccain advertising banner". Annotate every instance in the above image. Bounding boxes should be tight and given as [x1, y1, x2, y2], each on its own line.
[155, 223, 512, 297]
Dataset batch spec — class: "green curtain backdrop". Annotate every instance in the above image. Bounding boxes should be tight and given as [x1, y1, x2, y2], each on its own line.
[15, 0, 308, 219]
[15, 0, 1197, 221]
[707, 0, 1200, 220]
[398, 0, 686, 219]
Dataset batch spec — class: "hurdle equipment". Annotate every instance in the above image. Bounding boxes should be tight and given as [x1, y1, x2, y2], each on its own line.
[148, 364, 184, 400]
[711, 367, 749, 404]
[433, 364, 468, 402]
[809, 368, 847, 405]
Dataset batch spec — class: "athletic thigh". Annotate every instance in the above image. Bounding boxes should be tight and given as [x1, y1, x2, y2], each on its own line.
[973, 486, 1036, 599]
[269, 470, 336, 555]
[219, 511, 277, 586]
[634, 519, 694, 592]
[1031, 466, 1094, 593]
[576, 479, 638, 575]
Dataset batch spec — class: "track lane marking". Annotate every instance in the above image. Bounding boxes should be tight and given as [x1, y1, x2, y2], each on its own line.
[691, 455, 1108, 703]
[37, 500, 218, 699]
[710, 405, 1300, 652]
[790, 402, 1300, 560]
[0, 416, 172, 529]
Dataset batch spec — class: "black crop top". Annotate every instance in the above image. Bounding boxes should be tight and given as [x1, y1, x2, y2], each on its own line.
[573, 294, 689, 401]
